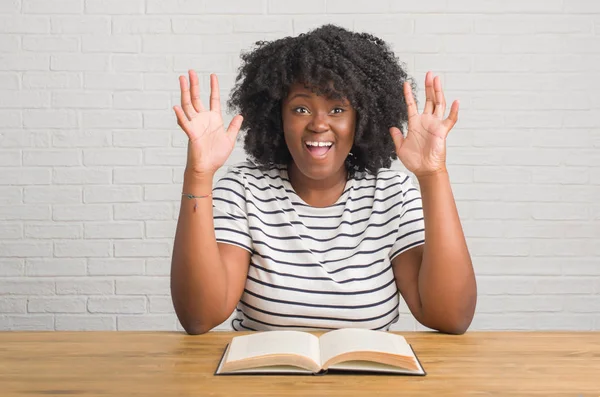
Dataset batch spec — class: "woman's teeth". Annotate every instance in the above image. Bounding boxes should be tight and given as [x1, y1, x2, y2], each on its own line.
[305, 141, 333, 147]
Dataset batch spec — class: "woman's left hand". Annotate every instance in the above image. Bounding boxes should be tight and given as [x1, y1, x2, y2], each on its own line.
[389, 71, 459, 178]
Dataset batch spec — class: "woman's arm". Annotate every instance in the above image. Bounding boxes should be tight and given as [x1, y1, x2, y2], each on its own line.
[171, 173, 250, 335]
[392, 170, 476, 334]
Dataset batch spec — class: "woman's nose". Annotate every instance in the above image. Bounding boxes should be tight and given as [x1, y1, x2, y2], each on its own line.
[307, 112, 329, 133]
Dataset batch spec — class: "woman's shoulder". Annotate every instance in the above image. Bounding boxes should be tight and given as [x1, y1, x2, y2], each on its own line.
[219, 160, 287, 185]
[351, 167, 417, 192]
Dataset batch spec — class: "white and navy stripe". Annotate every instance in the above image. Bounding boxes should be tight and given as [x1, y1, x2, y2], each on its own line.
[212, 161, 425, 331]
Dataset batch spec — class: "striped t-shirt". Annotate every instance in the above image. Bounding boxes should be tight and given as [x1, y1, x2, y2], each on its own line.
[212, 161, 425, 331]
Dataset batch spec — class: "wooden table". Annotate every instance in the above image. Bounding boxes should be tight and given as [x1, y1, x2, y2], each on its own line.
[1, 331, 599, 396]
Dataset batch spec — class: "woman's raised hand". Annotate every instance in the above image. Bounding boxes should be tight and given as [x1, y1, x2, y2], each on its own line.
[389, 71, 459, 178]
[174, 70, 243, 178]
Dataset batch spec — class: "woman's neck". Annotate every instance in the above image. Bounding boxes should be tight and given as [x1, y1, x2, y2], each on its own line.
[287, 162, 348, 208]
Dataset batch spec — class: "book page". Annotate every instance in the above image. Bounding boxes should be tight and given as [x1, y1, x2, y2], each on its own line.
[225, 330, 321, 367]
[319, 328, 414, 366]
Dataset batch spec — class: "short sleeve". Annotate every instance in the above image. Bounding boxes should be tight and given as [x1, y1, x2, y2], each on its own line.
[389, 174, 426, 260]
[212, 167, 253, 253]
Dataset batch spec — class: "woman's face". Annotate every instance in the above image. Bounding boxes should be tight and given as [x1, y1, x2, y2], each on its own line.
[281, 83, 356, 181]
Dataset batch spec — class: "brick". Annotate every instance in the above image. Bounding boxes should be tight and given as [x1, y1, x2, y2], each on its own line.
[23, 72, 82, 89]
[114, 240, 171, 257]
[0, 91, 50, 108]
[84, 72, 143, 90]
[535, 277, 595, 294]
[55, 315, 116, 330]
[88, 297, 146, 314]
[53, 167, 111, 184]
[146, 0, 204, 14]
[112, 17, 171, 34]
[88, 258, 145, 276]
[52, 91, 112, 108]
[85, 221, 144, 239]
[113, 92, 170, 110]
[172, 17, 233, 34]
[1, 315, 54, 331]
[470, 314, 533, 331]
[114, 203, 172, 220]
[51, 54, 109, 71]
[0, 132, 49, 149]
[468, 238, 530, 256]
[532, 204, 589, 221]
[354, 17, 413, 36]
[143, 35, 205, 54]
[24, 224, 83, 239]
[24, 186, 81, 204]
[83, 149, 142, 166]
[471, 202, 531, 220]
[292, 16, 354, 34]
[82, 36, 141, 53]
[52, 130, 111, 148]
[23, 36, 79, 52]
[564, 0, 600, 13]
[473, 166, 531, 184]
[0, 73, 19, 89]
[81, 110, 142, 128]
[476, 16, 593, 34]
[148, 296, 174, 313]
[0, 150, 20, 166]
[51, 16, 110, 34]
[53, 204, 111, 221]
[0, 54, 49, 70]
[23, 150, 80, 166]
[144, 148, 186, 166]
[24, 0, 83, 13]
[415, 55, 471, 72]
[54, 240, 111, 257]
[0, 205, 50, 221]
[0, 35, 19, 52]
[143, 110, 178, 128]
[0, 110, 21, 127]
[0, 187, 22, 205]
[83, 186, 142, 203]
[0, 298, 27, 313]
[0, 259, 25, 276]
[477, 296, 563, 313]
[233, 17, 291, 33]
[85, 0, 144, 14]
[112, 130, 171, 147]
[112, 55, 171, 72]
[446, 0, 562, 13]
[205, 0, 264, 13]
[25, 258, 86, 277]
[0, 16, 50, 34]
[116, 277, 169, 295]
[145, 221, 176, 238]
[0, 279, 55, 295]
[145, 259, 170, 275]
[144, 185, 179, 201]
[0, 240, 52, 257]
[23, 110, 78, 128]
[113, 168, 172, 184]
[28, 297, 87, 313]
[534, 314, 593, 331]
[56, 278, 113, 294]
[0, 223, 23, 239]
[414, 15, 472, 34]
[0, 0, 20, 13]
[173, 54, 231, 72]
[117, 314, 177, 330]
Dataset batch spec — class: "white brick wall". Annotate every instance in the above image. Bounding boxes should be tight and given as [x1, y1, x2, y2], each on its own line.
[1, 1, 599, 332]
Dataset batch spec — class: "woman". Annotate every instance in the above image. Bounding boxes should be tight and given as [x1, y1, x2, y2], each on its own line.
[170, 25, 477, 335]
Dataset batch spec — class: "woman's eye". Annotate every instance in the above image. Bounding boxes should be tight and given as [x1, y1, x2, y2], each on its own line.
[293, 107, 309, 114]
[331, 108, 344, 114]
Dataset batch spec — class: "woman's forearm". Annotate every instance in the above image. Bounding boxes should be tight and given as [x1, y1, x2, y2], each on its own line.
[417, 170, 477, 334]
[171, 172, 228, 334]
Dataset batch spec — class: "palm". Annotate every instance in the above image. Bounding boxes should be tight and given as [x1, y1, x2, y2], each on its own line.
[390, 71, 459, 177]
[174, 70, 243, 176]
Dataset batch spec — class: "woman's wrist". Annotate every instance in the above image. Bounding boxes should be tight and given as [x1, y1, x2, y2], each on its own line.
[183, 170, 214, 195]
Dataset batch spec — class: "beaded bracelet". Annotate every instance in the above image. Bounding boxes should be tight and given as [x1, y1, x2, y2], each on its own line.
[181, 192, 212, 212]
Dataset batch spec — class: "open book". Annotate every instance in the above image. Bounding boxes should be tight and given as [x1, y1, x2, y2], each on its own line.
[215, 328, 425, 376]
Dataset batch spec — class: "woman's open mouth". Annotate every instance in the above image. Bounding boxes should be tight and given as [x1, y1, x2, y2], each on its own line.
[305, 140, 333, 159]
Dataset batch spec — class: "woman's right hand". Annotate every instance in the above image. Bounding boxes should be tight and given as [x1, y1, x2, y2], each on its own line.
[174, 70, 243, 179]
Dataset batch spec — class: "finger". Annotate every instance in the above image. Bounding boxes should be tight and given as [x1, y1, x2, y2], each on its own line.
[188, 69, 205, 113]
[179, 75, 196, 120]
[173, 106, 194, 140]
[433, 75, 446, 119]
[226, 114, 244, 142]
[389, 126, 404, 156]
[442, 100, 460, 132]
[404, 82, 418, 119]
[423, 71, 435, 115]
[210, 74, 221, 113]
